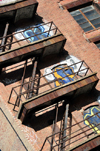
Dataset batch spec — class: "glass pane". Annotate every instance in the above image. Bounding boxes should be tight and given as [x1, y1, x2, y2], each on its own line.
[91, 18, 100, 25]
[77, 18, 87, 24]
[81, 5, 94, 13]
[80, 22, 91, 29]
[84, 10, 99, 20]
[96, 43, 100, 49]
[23, 30, 36, 42]
[85, 9, 97, 17]
[86, 12, 100, 21]
[83, 26, 93, 32]
[89, 13, 100, 20]
[94, 23, 100, 28]
[70, 10, 81, 16]
[73, 14, 84, 21]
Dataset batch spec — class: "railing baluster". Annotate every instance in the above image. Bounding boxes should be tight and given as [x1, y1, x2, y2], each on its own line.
[8, 88, 14, 103]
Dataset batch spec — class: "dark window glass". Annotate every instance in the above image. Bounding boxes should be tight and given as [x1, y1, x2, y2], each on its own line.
[84, 10, 97, 18]
[81, 6, 93, 13]
[73, 14, 84, 21]
[91, 18, 100, 26]
[80, 22, 91, 29]
[77, 18, 87, 24]
[94, 23, 100, 28]
[70, 5, 100, 32]
[87, 13, 100, 20]
[70, 10, 81, 16]
[95, 42, 100, 49]
[83, 26, 93, 32]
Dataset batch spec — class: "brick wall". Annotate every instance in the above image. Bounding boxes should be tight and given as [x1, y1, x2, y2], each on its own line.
[37, 0, 100, 90]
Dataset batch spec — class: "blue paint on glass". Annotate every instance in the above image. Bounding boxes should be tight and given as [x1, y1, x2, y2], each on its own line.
[23, 24, 50, 42]
[83, 106, 100, 133]
[53, 65, 75, 87]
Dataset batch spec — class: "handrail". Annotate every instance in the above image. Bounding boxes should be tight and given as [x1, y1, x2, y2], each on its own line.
[40, 110, 100, 150]
[0, 21, 54, 39]
[0, 28, 59, 49]
[8, 60, 90, 89]
[0, 21, 60, 49]
[8, 60, 93, 110]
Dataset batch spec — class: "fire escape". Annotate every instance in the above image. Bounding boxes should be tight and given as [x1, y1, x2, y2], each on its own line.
[0, 0, 99, 150]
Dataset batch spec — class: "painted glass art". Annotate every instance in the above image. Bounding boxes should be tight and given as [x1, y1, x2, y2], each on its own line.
[44, 55, 87, 87]
[0, 0, 23, 6]
[52, 65, 75, 87]
[83, 106, 100, 134]
[23, 25, 49, 42]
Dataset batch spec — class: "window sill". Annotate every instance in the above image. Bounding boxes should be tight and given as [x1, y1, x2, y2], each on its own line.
[83, 27, 100, 42]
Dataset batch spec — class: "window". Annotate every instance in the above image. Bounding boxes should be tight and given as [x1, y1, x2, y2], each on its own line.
[70, 5, 100, 32]
[95, 41, 100, 49]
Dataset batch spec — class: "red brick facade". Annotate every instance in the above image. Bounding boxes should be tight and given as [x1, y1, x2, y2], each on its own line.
[1, 0, 100, 150]
[37, 0, 100, 90]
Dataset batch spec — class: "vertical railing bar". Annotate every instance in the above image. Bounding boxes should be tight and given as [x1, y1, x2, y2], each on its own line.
[47, 21, 53, 37]
[21, 32, 30, 43]
[16, 60, 27, 107]
[77, 61, 83, 75]
[22, 93, 27, 99]
[62, 103, 69, 151]
[62, 68, 72, 82]
[28, 58, 38, 98]
[40, 138, 47, 151]
[54, 27, 58, 35]
[0, 22, 9, 52]
[31, 28, 40, 40]
[8, 88, 14, 103]
[52, 21, 61, 33]
[50, 103, 59, 151]
[84, 61, 93, 73]
[13, 95, 19, 110]
[59, 120, 63, 151]
[84, 68, 89, 76]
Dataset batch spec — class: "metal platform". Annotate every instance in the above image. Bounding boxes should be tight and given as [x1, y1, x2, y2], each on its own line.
[18, 72, 98, 123]
[0, 22, 66, 69]
[7, 60, 99, 123]
[40, 109, 100, 151]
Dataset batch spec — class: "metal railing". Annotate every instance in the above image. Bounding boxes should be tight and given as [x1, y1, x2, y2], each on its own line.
[8, 60, 93, 110]
[40, 110, 100, 151]
[0, 21, 61, 51]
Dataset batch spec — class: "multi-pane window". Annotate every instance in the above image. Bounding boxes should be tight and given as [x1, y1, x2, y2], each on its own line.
[70, 5, 100, 32]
